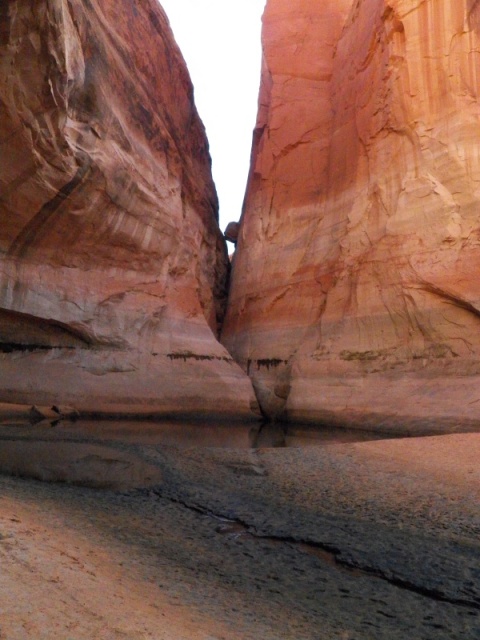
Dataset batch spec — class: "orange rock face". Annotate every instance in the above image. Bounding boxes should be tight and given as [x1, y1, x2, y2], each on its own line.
[0, 0, 257, 417]
[223, 0, 480, 428]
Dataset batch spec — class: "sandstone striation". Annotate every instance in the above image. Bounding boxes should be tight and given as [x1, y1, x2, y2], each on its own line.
[223, 0, 480, 428]
[0, 0, 257, 417]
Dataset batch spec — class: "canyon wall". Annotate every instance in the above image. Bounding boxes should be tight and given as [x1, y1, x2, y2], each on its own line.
[223, 0, 480, 429]
[0, 0, 257, 417]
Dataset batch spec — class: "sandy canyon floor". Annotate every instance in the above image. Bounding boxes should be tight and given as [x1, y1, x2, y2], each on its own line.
[0, 418, 479, 639]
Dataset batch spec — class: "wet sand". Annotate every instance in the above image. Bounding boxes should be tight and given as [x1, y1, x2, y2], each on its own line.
[0, 421, 478, 639]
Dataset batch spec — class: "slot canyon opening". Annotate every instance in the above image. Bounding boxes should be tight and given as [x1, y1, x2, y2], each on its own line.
[159, 0, 266, 240]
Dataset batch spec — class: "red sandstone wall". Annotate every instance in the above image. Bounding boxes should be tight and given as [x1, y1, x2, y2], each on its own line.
[0, 0, 257, 417]
[223, 0, 480, 429]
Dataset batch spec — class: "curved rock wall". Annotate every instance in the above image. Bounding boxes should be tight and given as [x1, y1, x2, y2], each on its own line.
[0, 0, 257, 417]
[223, 0, 480, 429]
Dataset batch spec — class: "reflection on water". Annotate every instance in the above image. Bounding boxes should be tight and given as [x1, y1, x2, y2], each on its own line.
[0, 418, 398, 449]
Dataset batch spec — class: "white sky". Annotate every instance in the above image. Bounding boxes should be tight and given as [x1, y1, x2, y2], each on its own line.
[159, 0, 266, 232]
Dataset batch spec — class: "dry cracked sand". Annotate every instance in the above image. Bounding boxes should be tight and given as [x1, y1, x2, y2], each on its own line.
[0, 416, 479, 639]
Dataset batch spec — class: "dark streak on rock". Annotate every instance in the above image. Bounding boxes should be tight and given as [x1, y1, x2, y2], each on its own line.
[7, 160, 92, 258]
[167, 353, 233, 363]
[0, 2, 10, 46]
[0, 343, 77, 353]
[247, 358, 289, 374]
[420, 282, 480, 321]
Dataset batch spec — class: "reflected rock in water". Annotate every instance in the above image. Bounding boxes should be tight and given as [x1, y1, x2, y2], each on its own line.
[249, 422, 287, 449]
